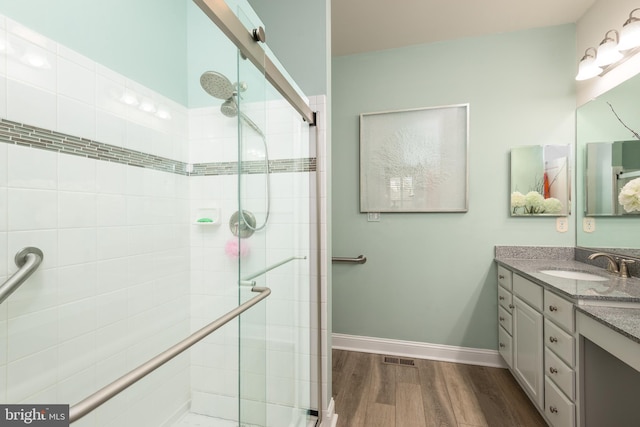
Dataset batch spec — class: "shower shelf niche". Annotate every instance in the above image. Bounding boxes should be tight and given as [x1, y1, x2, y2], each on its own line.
[193, 207, 220, 225]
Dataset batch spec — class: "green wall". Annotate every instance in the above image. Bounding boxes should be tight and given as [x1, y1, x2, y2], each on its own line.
[331, 25, 576, 350]
[0, 0, 188, 105]
[248, 0, 327, 96]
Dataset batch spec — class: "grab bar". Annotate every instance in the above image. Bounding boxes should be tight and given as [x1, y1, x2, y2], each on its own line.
[69, 286, 271, 423]
[0, 247, 44, 305]
[617, 170, 640, 180]
[332, 255, 367, 264]
[241, 256, 307, 284]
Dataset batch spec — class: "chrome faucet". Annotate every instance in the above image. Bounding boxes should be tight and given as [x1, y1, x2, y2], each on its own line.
[588, 252, 635, 278]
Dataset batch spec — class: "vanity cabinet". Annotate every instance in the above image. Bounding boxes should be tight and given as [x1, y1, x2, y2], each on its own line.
[497, 266, 577, 426]
[543, 289, 576, 427]
[512, 275, 544, 408]
[497, 266, 513, 367]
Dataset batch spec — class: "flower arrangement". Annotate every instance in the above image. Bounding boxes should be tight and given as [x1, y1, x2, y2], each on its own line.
[618, 177, 640, 213]
[511, 191, 563, 215]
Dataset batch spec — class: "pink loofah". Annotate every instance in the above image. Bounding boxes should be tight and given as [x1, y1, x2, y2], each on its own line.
[225, 238, 250, 258]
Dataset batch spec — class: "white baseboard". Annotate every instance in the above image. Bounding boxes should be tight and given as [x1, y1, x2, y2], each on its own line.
[320, 397, 338, 427]
[332, 333, 506, 368]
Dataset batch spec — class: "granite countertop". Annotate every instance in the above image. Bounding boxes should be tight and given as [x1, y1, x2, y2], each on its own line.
[495, 257, 640, 303]
[495, 246, 640, 344]
[577, 305, 640, 345]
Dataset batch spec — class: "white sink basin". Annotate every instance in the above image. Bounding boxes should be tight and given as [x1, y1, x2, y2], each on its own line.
[539, 270, 608, 281]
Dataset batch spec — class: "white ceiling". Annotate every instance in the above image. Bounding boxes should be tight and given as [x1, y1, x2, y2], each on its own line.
[332, 0, 597, 56]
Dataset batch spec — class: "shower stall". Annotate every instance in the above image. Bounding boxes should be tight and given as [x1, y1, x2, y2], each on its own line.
[0, 0, 327, 426]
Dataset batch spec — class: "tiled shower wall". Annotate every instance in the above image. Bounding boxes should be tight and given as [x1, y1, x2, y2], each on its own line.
[188, 101, 317, 427]
[0, 12, 327, 427]
[0, 14, 193, 427]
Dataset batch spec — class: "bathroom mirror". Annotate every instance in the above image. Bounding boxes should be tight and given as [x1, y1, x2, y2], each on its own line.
[576, 71, 640, 254]
[510, 144, 571, 216]
[585, 141, 640, 216]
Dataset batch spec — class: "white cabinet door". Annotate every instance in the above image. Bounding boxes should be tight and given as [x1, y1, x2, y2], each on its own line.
[513, 295, 544, 408]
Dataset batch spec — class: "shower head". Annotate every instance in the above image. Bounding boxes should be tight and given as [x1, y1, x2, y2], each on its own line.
[220, 98, 238, 118]
[200, 71, 234, 100]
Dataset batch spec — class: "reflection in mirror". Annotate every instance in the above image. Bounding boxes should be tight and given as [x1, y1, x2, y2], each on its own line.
[510, 145, 571, 216]
[586, 141, 640, 216]
[576, 72, 640, 254]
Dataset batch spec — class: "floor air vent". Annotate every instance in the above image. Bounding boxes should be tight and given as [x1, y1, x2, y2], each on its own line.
[383, 356, 415, 366]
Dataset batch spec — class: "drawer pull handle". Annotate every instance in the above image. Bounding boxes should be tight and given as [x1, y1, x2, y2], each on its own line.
[549, 305, 558, 312]
[499, 274, 505, 279]
[499, 296, 505, 300]
[499, 343, 506, 348]
[549, 336, 558, 343]
[549, 406, 558, 414]
[549, 367, 558, 374]
[499, 317, 505, 322]
[509, 304, 514, 309]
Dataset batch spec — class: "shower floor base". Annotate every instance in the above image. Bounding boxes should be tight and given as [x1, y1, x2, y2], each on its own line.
[172, 412, 255, 427]
[172, 412, 317, 427]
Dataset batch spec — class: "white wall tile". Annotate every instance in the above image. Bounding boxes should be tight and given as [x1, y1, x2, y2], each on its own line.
[58, 55, 95, 105]
[96, 161, 127, 194]
[7, 188, 57, 231]
[96, 258, 130, 294]
[97, 226, 129, 260]
[57, 96, 96, 141]
[58, 154, 96, 192]
[8, 144, 57, 189]
[58, 228, 96, 266]
[58, 263, 97, 305]
[58, 191, 97, 228]
[7, 346, 58, 402]
[5, 78, 53, 132]
[7, 229, 58, 273]
[96, 194, 127, 227]
[57, 332, 96, 379]
[7, 267, 58, 319]
[0, 188, 6, 232]
[96, 110, 126, 148]
[0, 143, 7, 187]
[96, 289, 128, 328]
[7, 308, 58, 362]
[59, 298, 96, 342]
[7, 34, 56, 92]
[0, 232, 6, 278]
[0, 76, 7, 118]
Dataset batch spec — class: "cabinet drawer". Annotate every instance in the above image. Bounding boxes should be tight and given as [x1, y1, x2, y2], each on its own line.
[498, 285, 513, 313]
[498, 305, 512, 335]
[498, 326, 512, 368]
[545, 319, 575, 366]
[544, 290, 575, 332]
[545, 347, 575, 400]
[513, 274, 543, 311]
[545, 377, 575, 427]
[497, 265, 512, 290]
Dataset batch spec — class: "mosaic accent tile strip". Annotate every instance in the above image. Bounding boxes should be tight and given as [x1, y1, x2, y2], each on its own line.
[0, 118, 316, 175]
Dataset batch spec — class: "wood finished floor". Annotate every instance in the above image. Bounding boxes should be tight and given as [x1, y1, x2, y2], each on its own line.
[332, 349, 547, 427]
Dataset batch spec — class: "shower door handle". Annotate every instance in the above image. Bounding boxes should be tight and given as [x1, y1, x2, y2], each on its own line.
[0, 247, 44, 305]
[332, 255, 367, 264]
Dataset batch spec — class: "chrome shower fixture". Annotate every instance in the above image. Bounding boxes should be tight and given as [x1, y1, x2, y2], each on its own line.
[199, 71, 235, 100]
[199, 69, 271, 232]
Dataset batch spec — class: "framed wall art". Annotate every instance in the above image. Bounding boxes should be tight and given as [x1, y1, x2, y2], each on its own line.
[360, 104, 469, 213]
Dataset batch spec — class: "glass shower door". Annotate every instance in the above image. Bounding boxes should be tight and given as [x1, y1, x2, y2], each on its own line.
[235, 6, 315, 427]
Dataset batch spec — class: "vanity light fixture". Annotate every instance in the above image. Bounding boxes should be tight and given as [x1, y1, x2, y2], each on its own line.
[595, 30, 623, 66]
[618, 8, 640, 50]
[575, 47, 603, 81]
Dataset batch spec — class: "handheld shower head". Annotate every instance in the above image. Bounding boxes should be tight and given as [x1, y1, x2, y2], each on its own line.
[200, 71, 234, 100]
[220, 98, 238, 118]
